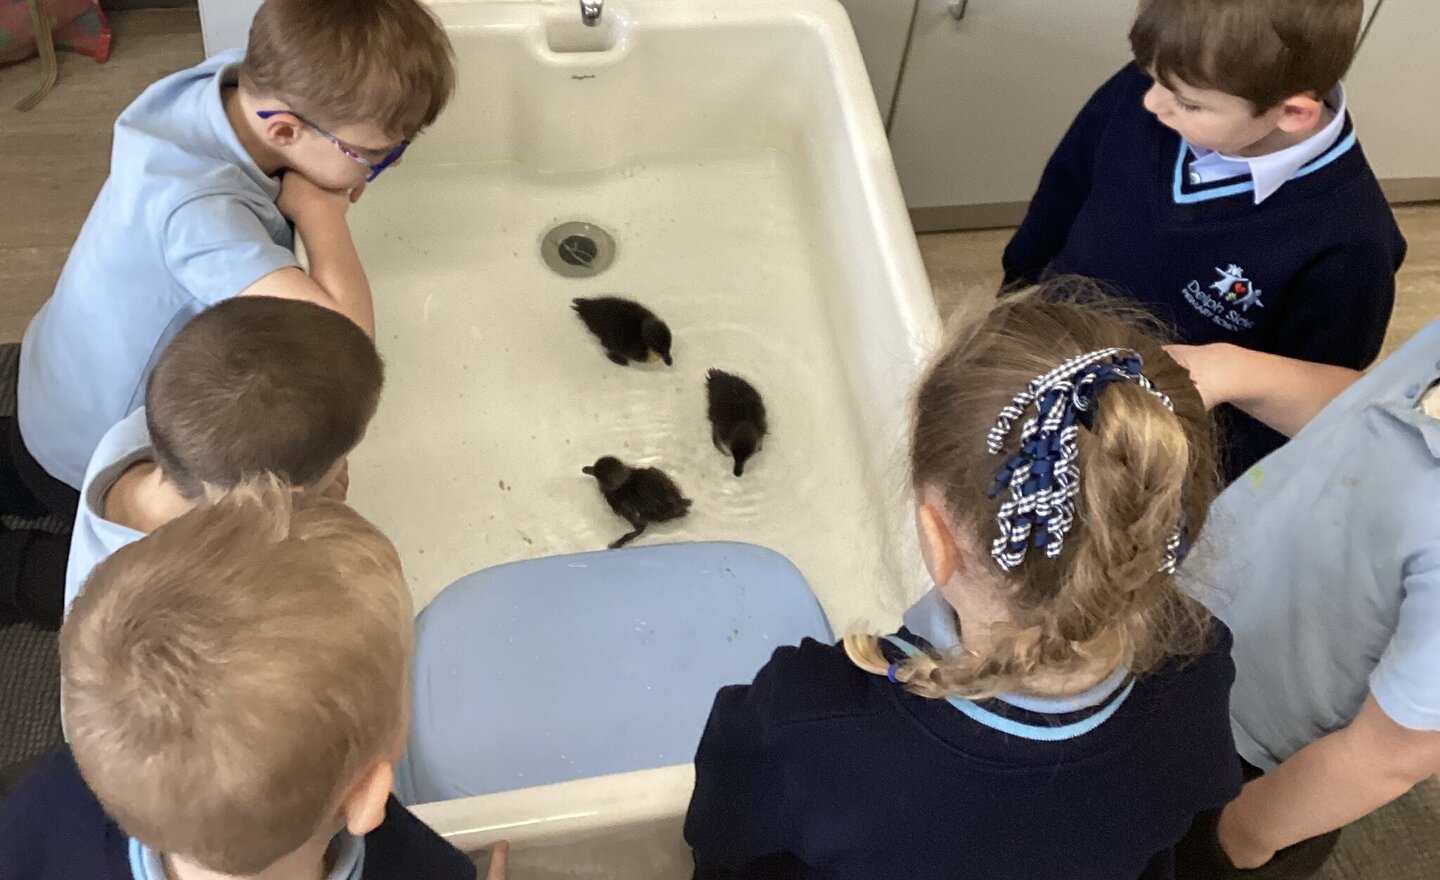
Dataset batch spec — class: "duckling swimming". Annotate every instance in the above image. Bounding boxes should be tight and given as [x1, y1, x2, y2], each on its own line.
[571, 297, 673, 366]
[582, 456, 692, 549]
[706, 369, 767, 477]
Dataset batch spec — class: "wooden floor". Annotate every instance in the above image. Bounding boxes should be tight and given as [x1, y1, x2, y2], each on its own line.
[1, 10, 205, 340]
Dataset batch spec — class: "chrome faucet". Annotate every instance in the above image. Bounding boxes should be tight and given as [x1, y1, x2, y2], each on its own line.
[580, 0, 603, 26]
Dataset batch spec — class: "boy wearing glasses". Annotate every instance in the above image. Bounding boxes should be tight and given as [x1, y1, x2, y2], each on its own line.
[0, 0, 453, 626]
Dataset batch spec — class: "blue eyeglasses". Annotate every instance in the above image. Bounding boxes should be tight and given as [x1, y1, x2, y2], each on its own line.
[257, 110, 409, 182]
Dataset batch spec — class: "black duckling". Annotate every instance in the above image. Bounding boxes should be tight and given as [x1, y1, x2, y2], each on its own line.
[571, 297, 673, 366]
[706, 369, 768, 477]
[582, 456, 692, 549]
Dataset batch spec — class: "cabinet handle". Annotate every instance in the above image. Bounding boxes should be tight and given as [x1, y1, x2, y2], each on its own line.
[948, 0, 969, 20]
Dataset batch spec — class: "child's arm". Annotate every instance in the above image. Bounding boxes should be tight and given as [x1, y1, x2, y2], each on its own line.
[1218, 695, 1440, 869]
[685, 674, 797, 877]
[1165, 343, 1361, 437]
[241, 174, 375, 337]
[1002, 67, 1136, 287]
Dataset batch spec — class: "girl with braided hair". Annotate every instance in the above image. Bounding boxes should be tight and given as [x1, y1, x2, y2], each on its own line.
[684, 279, 1242, 880]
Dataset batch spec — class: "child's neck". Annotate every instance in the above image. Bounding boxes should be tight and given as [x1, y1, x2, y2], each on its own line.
[103, 461, 196, 535]
[164, 832, 335, 880]
[1232, 103, 1337, 159]
[942, 578, 1120, 699]
[222, 86, 288, 177]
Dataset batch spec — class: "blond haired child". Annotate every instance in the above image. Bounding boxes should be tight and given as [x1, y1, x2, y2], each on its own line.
[0, 480, 484, 879]
[685, 282, 1242, 879]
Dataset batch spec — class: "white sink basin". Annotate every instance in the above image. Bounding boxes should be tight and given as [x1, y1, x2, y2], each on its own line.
[347, 0, 937, 634]
[415, 765, 694, 879]
[341, 0, 939, 873]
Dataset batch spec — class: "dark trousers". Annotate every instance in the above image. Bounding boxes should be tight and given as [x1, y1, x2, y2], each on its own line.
[0, 416, 78, 629]
[1175, 758, 1342, 880]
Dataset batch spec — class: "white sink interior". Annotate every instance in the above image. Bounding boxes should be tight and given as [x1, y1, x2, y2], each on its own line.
[350, 0, 940, 873]
[345, 0, 938, 636]
[415, 765, 695, 880]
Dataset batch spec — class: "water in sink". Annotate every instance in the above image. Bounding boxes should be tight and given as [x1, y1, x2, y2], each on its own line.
[344, 148, 920, 630]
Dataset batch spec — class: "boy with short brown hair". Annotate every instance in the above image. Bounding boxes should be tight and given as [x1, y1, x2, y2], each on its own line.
[0, 481, 477, 879]
[1004, 0, 1405, 482]
[62, 295, 385, 619]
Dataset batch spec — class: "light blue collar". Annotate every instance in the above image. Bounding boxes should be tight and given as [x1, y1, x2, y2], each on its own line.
[206, 49, 281, 199]
[901, 587, 962, 651]
[885, 634, 1134, 741]
[894, 589, 1133, 738]
[129, 833, 364, 880]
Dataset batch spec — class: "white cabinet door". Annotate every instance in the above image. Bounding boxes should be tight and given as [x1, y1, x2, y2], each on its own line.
[836, 0, 918, 120]
[887, 0, 1139, 228]
[199, 0, 263, 56]
[1346, 0, 1440, 192]
[1362, 0, 1382, 34]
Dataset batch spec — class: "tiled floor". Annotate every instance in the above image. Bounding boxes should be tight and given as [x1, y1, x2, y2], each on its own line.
[1, 9, 1437, 878]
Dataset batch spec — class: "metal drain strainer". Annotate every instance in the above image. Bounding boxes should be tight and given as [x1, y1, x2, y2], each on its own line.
[541, 221, 616, 278]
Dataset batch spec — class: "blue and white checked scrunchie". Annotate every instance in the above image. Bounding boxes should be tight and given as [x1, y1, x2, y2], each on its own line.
[985, 347, 1185, 573]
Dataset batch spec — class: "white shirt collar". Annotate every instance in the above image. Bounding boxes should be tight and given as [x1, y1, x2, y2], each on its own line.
[1187, 83, 1347, 204]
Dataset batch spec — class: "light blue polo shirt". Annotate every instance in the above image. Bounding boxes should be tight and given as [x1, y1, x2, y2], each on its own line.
[63, 407, 152, 618]
[18, 48, 297, 488]
[1191, 322, 1440, 770]
[129, 832, 363, 880]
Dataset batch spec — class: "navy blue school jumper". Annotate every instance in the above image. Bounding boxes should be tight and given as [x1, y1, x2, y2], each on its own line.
[1003, 64, 1406, 481]
[0, 746, 476, 880]
[685, 625, 1242, 880]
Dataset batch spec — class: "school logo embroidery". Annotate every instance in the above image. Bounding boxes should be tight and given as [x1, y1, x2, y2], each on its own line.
[1180, 263, 1261, 333]
[1210, 264, 1264, 312]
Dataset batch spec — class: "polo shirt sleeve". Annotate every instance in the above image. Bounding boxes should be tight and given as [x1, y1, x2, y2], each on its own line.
[1370, 543, 1440, 731]
[162, 194, 299, 306]
[1271, 242, 1399, 370]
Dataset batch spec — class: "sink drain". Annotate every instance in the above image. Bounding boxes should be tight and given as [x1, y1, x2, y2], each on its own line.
[542, 221, 616, 278]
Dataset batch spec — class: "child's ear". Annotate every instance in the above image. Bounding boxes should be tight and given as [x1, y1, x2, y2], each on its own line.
[1275, 93, 1326, 134]
[340, 760, 394, 838]
[261, 114, 303, 148]
[916, 498, 961, 587]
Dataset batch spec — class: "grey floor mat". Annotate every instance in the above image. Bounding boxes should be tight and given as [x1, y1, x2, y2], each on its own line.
[0, 621, 61, 766]
[0, 341, 65, 767]
[1317, 779, 1440, 880]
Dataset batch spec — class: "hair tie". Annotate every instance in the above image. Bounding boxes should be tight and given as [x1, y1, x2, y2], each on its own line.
[886, 663, 901, 684]
[986, 348, 1184, 573]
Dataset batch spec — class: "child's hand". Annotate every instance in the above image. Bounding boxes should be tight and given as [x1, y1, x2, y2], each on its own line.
[484, 841, 509, 880]
[1216, 803, 1276, 870]
[277, 172, 359, 226]
[1164, 343, 1238, 410]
